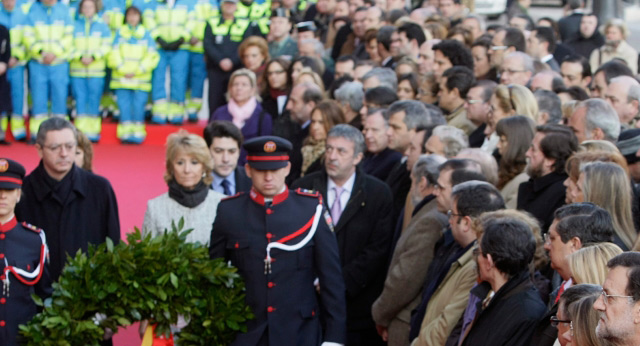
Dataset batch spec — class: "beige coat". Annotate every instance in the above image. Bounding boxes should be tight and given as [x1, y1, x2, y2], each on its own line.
[372, 198, 447, 346]
[500, 171, 529, 209]
[411, 245, 477, 346]
[446, 106, 477, 136]
[590, 40, 639, 75]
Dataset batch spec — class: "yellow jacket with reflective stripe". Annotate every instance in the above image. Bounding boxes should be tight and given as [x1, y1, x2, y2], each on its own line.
[108, 24, 159, 91]
[234, 1, 268, 34]
[144, 0, 195, 50]
[188, 0, 211, 53]
[23, 1, 74, 64]
[0, 6, 28, 62]
[70, 15, 112, 77]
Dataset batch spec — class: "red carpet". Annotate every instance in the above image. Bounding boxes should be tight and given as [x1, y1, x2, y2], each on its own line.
[1, 122, 206, 345]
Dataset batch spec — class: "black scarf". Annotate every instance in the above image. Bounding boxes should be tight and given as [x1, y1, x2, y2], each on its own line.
[168, 179, 209, 208]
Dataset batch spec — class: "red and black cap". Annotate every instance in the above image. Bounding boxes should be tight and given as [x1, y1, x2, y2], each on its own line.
[0, 158, 25, 189]
[244, 136, 292, 170]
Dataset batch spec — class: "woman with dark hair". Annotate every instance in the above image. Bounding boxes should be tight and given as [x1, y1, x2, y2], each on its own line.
[301, 100, 345, 176]
[397, 73, 419, 100]
[289, 55, 324, 85]
[495, 115, 536, 209]
[471, 36, 497, 81]
[261, 58, 291, 119]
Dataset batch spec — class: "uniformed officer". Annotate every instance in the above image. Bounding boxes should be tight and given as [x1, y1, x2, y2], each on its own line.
[0, 158, 52, 346]
[202, 0, 261, 116]
[209, 136, 347, 346]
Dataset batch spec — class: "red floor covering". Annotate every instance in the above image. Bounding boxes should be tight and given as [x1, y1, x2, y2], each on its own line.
[0, 123, 205, 345]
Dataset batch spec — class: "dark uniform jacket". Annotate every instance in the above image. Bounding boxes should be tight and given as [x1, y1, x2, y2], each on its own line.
[16, 162, 120, 281]
[210, 188, 347, 345]
[461, 271, 547, 346]
[0, 217, 52, 346]
[292, 168, 394, 333]
[516, 172, 568, 233]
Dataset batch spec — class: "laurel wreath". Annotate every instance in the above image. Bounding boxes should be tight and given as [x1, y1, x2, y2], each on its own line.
[19, 219, 253, 345]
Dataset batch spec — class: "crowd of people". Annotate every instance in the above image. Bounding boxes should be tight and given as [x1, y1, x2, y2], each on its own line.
[3, 0, 640, 344]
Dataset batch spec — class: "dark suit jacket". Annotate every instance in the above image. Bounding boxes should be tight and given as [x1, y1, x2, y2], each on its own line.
[361, 148, 402, 182]
[292, 168, 394, 331]
[468, 124, 486, 148]
[516, 172, 568, 233]
[558, 12, 583, 43]
[332, 24, 369, 61]
[385, 159, 412, 226]
[234, 166, 252, 193]
[286, 124, 309, 186]
[545, 57, 560, 72]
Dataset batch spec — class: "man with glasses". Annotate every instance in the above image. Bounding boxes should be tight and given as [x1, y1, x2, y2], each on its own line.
[499, 52, 534, 86]
[593, 252, 640, 345]
[465, 81, 496, 148]
[411, 181, 505, 346]
[408, 159, 485, 341]
[16, 118, 120, 282]
[489, 28, 526, 73]
[530, 203, 615, 346]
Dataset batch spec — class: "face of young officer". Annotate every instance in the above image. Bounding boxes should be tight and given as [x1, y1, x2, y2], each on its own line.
[245, 163, 291, 198]
[37, 128, 77, 181]
[172, 150, 205, 190]
[0, 189, 20, 222]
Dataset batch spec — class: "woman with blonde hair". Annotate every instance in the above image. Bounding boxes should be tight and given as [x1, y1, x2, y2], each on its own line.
[580, 161, 636, 250]
[143, 130, 225, 245]
[564, 150, 629, 204]
[211, 68, 273, 164]
[483, 84, 538, 153]
[568, 242, 623, 285]
[556, 284, 606, 346]
[295, 67, 326, 92]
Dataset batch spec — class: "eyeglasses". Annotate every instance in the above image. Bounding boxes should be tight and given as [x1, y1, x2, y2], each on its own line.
[44, 142, 77, 152]
[447, 210, 464, 219]
[499, 68, 527, 75]
[550, 316, 571, 328]
[465, 99, 483, 105]
[543, 233, 551, 245]
[600, 290, 635, 305]
[490, 45, 508, 51]
[267, 70, 286, 76]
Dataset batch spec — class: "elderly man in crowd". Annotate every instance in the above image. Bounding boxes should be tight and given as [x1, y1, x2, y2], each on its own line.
[335, 81, 365, 130]
[361, 108, 402, 182]
[499, 52, 534, 86]
[568, 98, 621, 144]
[593, 252, 640, 346]
[605, 76, 640, 129]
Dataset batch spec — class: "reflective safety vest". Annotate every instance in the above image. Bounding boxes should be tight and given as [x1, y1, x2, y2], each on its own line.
[70, 15, 112, 78]
[188, 0, 212, 53]
[23, 1, 74, 64]
[208, 17, 252, 43]
[0, 6, 28, 63]
[108, 24, 159, 91]
[145, 0, 195, 49]
[102, 0, 127, 33]
[233, 1, 268, 34]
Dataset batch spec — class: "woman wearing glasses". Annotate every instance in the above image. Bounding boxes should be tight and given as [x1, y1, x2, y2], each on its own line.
[260, 58, 292, 119]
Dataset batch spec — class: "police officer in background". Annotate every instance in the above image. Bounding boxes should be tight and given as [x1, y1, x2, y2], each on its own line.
[203, 0, 261, 116]
[209, 136, 346, 346]
[0, 158, 52, 346]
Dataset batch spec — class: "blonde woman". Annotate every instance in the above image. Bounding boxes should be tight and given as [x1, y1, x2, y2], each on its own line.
[568, 242, 623, 285]
[211, 68, 273, 164]
[563, 150, 629, 204]
[580, 162, 636, 250]
[483, 84, 538, 153]
[142, 130, 225, 245]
